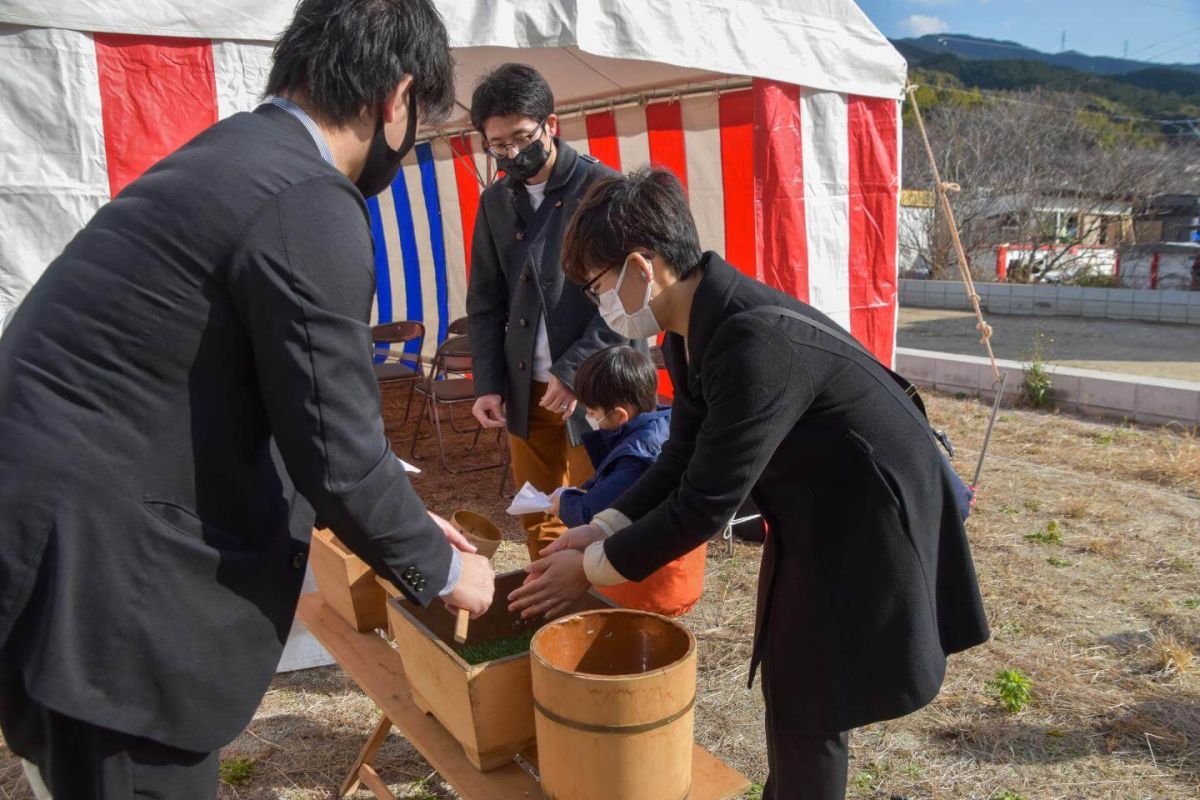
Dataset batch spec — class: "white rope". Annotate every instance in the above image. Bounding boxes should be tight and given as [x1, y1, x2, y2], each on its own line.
[906, 83, 1003, 386]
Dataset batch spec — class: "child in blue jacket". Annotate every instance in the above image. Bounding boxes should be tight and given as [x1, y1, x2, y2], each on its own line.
[552, 345, 705, 616]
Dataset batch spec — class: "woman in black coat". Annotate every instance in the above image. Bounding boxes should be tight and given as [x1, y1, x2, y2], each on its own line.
[509, 168, 989, 799]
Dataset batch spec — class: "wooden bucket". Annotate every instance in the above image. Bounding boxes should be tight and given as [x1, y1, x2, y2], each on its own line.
[450, 510, 502, 560]
[385, 571, 616, 770]
[530, 609, 697, 800]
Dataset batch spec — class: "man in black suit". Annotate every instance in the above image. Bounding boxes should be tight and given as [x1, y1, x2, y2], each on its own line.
[465, 64, 630, 560]
[0, 1, 493, 796]
[510, 168, 990, 798]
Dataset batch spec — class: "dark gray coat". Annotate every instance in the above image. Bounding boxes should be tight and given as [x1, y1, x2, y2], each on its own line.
[466, 140, 630, 441]
[0, 105, 452, 754]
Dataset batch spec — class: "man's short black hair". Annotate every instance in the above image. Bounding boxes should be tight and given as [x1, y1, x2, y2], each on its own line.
[267, 0, 455, 127]
[574, 346, 658, 415]
[563, 167, 704, 283]
[470, 64, 555, 134]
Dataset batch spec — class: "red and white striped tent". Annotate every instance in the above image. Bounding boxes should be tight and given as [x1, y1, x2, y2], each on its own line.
[0, 0, 907, 364]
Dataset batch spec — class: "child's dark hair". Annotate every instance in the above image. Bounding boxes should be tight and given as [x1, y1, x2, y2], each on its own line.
[574, 346, 658, 414]
[562, 167, 703, 284]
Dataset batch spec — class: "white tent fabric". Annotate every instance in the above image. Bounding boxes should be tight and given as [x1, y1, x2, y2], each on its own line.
[0, 0, 906, 102]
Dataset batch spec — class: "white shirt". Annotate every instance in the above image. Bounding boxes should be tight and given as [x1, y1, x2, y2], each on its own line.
[525, 180, 554, 383]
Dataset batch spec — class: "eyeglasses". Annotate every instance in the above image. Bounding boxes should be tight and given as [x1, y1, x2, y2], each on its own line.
[485, 119, 548, 159]
[579, 253, 652, 306]
[580, 270, 608, 306]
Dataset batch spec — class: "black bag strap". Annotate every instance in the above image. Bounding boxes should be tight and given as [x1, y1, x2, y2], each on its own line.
[760, 306, 923, 411]
[760, 306, 962, 458]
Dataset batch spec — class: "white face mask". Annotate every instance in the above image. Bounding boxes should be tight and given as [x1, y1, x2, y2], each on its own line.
[597, 255, 661, 340]
[584, 409, 615, 431]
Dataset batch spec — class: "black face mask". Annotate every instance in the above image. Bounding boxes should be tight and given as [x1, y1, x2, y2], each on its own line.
[355, 91, 419, 198]
[497, 136, 552, 182]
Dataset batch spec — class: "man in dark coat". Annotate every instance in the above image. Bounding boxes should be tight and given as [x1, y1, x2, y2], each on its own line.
[466, 64, 630, 559]
[510, 168, 990, 798]
[0, 2, 494, 796]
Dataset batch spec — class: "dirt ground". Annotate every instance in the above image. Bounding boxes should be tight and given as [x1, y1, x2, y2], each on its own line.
[1, 385, 1197, 800]
[899, 307, 1200, 383]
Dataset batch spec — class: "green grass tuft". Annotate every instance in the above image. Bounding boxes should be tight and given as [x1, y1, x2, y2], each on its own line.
[988, 669, 1033, 713]
[219, 757, 256, 786]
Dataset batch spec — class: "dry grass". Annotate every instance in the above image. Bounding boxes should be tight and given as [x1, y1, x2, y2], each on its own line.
[2, 386, 1198, 799]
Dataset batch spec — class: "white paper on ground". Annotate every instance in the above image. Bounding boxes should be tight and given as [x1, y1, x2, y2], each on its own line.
[395, 455, 421, 474]
[506, 482, 567, 515]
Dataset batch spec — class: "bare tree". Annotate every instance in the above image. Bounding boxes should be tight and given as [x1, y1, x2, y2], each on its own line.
[902, 90, 1186, 284]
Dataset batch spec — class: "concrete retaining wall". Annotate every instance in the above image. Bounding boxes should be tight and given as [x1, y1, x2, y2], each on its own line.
[896, 347, 1200, 428]
[899, 280, 1200, 325]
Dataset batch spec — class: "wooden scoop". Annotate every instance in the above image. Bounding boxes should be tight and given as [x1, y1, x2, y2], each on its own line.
[450, 510, 502, 643]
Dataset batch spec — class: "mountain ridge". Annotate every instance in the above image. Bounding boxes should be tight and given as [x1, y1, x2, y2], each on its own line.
[893, 33, 1200, 77]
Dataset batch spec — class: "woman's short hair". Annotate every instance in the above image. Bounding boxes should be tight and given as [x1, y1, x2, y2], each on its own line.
[573, 346, 659, 414]
[562, 167, 703, 284]
[266, 0, 456, 127]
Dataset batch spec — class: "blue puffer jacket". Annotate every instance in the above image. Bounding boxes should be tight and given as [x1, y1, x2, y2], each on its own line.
[558, 407, 671, 528]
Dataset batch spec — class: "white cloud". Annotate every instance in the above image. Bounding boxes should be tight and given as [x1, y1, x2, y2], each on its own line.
[898, 14, 951, 37]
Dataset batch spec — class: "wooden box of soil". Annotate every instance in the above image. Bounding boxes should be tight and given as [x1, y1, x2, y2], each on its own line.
[309, 529, 387, 632]
[386, 570, 615, 771]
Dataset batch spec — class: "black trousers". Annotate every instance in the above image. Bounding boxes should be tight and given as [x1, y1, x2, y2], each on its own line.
[761, 663, 850, 800]
[0, 669, 218, 800]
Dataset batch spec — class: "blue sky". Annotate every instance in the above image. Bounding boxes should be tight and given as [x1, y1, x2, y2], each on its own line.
[855, 0, 1200, 65]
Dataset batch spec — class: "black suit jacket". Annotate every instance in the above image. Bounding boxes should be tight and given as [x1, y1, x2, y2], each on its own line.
[605, 254, 990, 733]
[465, 140, 631, 440]
[0, 105, 452, 752]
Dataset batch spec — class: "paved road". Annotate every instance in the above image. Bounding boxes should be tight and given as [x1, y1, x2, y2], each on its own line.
[898, 307, 1200, 383]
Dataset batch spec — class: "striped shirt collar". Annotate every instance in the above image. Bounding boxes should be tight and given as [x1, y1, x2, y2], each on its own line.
[269, 96, 335, 167]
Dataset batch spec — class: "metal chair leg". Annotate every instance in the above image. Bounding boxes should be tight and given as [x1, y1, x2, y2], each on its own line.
[409, 390, 430, 459]
[401, 380, 417, 426]
[429, 393, 454, 473]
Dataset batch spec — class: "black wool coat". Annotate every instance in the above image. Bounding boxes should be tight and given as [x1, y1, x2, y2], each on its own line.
[465, 140, 632, 441]
[0, 105, 453, 753]
[605, 254, 990, 734]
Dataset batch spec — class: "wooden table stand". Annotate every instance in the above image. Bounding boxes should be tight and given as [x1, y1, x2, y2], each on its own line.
[297, 593, 751, 800]
[339, 714, 398, 799]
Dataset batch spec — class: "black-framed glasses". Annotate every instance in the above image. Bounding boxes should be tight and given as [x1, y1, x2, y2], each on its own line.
[580, 270, 607, 306]
[580, 253, 652, 306]
[484, 119, 548, 159]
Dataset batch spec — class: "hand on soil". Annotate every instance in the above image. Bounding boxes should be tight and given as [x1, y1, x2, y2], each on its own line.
[507, 550, 590, 619]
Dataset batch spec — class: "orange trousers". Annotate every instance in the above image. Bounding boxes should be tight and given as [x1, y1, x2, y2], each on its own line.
[510, 382, 594, 560]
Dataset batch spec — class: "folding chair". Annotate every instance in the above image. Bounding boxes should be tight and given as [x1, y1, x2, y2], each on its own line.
[409, 333, 507, 474]
[440, 316, 472, 376]
[371, 321, 425, 427]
